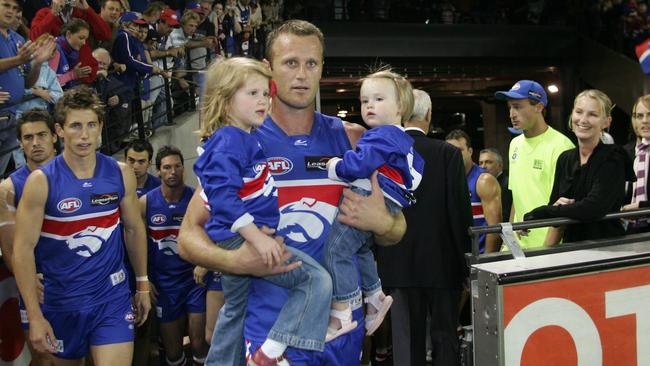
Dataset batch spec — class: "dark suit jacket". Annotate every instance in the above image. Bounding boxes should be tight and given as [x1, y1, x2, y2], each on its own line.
[376, 129, 473, 289]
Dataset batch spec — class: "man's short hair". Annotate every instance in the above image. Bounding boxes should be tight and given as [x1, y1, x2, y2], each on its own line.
[445, 129, 472, 148]
[265, 20, 324, 62]
[53, 86, 104, 127]
[16, 109, 55, 140]
[124, 139, 154, 161]
[92, 47, 110, 60]
[479, 147, 503, 167]
[155, 145, 183, 170]
[411, 89, 432, 122]
[100, 0, 122, 9]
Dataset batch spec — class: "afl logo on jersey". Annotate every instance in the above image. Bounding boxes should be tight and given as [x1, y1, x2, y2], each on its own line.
[57, 198, 82, 213]
[151, 214, 167, 224]
[267, 157, 293, 175]
[253, 162, 267, 174]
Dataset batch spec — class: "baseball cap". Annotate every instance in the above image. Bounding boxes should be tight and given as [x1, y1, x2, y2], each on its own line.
[120, 12, 147, 25]
[160, 8, 180, 26]
[495, 80, 548, 107]
[185, 2, 203, 13]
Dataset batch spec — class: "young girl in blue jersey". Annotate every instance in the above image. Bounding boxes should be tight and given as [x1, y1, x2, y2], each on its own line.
[193, 57, 332, 366]
[323, 69, 424, 340]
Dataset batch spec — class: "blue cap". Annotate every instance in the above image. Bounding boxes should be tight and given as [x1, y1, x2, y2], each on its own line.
[120, 11, 147, 24]
[185, 2, 203, 12]
[495, 80, 548, 107]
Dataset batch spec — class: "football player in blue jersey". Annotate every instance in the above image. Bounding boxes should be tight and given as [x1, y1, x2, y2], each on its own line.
[13, 87, 151, 364]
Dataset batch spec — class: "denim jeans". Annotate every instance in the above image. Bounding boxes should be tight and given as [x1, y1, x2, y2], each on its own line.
[206, 235, 332, 366]
[323, 186, 401, 302]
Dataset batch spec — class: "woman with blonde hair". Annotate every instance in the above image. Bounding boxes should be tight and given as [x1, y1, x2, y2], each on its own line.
[524, 89, 634, 245]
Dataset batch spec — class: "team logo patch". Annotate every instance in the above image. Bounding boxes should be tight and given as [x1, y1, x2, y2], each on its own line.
[253, 162, 267, 174]
[91, 192, 119, 206]
[304, 156, 335, 171]
[533, 159, 544, 170]
[172, 214, 184, 223]
[57, 198, 82, 213]
[267, 157, 293, 175]
[151, 214, 167, 224]
[124, 310, 136, 323]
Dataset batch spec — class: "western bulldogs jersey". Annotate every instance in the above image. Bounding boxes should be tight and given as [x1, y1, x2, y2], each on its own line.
[468, 164, 488, 251]
[244, 112, 352, 343]
[145, 185, 195, 291]
[37, 154, 129, 310]
[136, 173, 161, 198]
[194, 126, 278, 242]
[9, 165, 31, 206]
[329, 125, 424, 208]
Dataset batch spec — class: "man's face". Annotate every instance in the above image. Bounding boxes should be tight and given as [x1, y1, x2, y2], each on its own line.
[507, 99, 540, 132]
[55, 109, 102, 158]
[19, 121, 57, 165]
[446, 137, 473, 172]
[125, 149, 151, 180]
[269, 34, 323, 111]
[159, 154, 184, 188]
[94, 52, 111, 71]
[183, 19, 198, 35]
[200, 2, 212, 15]
[101, 0, 122, 24]
[0, 0, 20, 30]
[158, 21, 172, 36]
[479, 151, 502, 177]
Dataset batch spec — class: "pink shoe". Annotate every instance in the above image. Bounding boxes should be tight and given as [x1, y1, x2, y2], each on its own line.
[364, 294, 393, 336]
[325, 308, 358, 342]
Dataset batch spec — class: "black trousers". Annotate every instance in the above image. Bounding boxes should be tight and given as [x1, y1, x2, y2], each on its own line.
[390, 287, 461, 366]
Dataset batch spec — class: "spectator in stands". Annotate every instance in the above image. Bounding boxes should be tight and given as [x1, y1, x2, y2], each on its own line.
[525, 90, 633, 245]
[92, 47, 132, 153]
[16, 35, 62, 116]
[0, 0, 56, 175]
[94, 0, 124, 51]
[125, 139, 161, 197]
[148, 8, 182, 128]
[219, 0, 242, 57]
[446, 130, 502, 253]
[495, 80, 574, 250]
[54, 18, 92, 89]
[235, 0, 253, 56]
[187, 2, 217, 92]
[30, 0, 113, 85]
[142, 1, 166, 25]
[169, 11, 201, 113]
[479, 147, 513, 222]
[200, 0, 221, 58]
[112, 12, 166, 105]
[623, 94, 650, 228]
[10, 6, 28, 38]
[249, 0, 264, 59]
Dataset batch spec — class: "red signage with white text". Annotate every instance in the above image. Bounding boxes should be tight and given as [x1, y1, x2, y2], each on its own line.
[502, 265, 650, 366]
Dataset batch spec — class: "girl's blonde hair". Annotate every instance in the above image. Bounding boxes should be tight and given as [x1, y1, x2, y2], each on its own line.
[200, 57, 272, 139]
[362, 69, 414, 123]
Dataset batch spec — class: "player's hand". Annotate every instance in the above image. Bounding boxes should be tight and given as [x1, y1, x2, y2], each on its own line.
[194, 266, 208, 286]
[32, 36, 56, 64]
[29, 316, 57, 353]
[338, 171, 392, 234]
[134, 285, 152, 326]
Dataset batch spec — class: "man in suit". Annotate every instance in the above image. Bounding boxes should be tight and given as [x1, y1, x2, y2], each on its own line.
[376, 89, 473, 366]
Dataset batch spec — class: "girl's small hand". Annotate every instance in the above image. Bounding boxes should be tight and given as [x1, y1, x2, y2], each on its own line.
[251, 235, 283, 268]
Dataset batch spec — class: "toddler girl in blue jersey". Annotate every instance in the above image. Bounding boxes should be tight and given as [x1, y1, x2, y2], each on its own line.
[324, 70, 424, 340]
[193, 57, 332, 365]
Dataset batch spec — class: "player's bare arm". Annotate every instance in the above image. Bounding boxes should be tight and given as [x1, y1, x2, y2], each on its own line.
[477, 173, 503, 253]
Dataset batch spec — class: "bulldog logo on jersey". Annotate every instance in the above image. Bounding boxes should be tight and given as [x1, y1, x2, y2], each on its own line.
[148, 226, 180, 256]
[41, 208, 121, 258]
[278, 197, 338, 245]
[67, 224, 118, 257]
